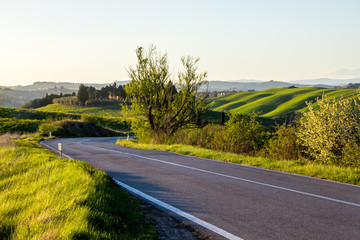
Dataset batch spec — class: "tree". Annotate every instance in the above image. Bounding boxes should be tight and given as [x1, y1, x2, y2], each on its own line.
[77, 84, 89, 105]
[124, 46, 209, 143]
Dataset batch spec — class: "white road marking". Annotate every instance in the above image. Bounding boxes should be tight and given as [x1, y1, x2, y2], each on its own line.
[40, 140, 243, 240]
[172, 151, 360, 188]
[110, 149, 360, 208]
[113, 178, 244, 240]
[43, 139, 360, 208]
[39, 141, 73, 160]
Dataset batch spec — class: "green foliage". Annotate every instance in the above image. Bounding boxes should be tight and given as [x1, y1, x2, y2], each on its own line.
[22, 92, 74, 109]
[172, 112, 267, 155]
[266, 124, 299, 160]
[0, 118, 41, 135]
[0, 106, 77, 121]
[38, 120, 121, 137]
[124, 45, 209, 143]
[38, 104, 124, 117]
[81, 114, 130, 131]
[77, 84, 90, 105]
[0, 136, 156, 239]
[298, 93, 360, 166]
[53, 95, 81, 106]
[223, 112, 266, 154]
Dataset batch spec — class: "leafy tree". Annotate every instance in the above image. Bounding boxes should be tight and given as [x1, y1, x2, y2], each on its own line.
[77, 84, 89, 105]
[124, 46, 209, 142]
[298, 93, 360, 165]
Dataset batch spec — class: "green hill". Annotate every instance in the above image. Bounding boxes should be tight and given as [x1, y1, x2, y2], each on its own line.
[209, 87, 358, 118]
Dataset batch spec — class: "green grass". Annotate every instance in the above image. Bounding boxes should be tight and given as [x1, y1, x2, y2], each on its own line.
[38, 104, 124, 117]
[117, 140, 360, 185]
[209, 87, 358, 118]
[0, 106, 130, 135]
[0, 118, 43, 135]
[0, 135, 156, 239]
[0, 107, 78, 120]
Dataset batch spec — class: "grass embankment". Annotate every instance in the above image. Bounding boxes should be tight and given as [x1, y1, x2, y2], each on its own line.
[0, 106, 130, 137]
[38, 104, 124, 117]
[117, 140, 360, 185]
[209, 87, 357, 118]
[0, 135, 156, 239]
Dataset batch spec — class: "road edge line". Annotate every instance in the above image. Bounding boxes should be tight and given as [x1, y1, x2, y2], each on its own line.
[113, 178, 244, 240]
[39, 141, 73, 160]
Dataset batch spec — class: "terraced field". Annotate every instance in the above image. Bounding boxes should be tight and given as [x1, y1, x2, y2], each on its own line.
[209, 87, 357, 118]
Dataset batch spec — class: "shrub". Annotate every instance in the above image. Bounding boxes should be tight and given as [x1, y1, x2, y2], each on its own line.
[266, 124, 299, 160]
[222, 112, 267, 155]
[298, 93, 360, 166]
[53, 96, 81, 106]
[81, 114, 99, 125]
[172, 112, 267, 156]
[39, 120, 120, 138]
[0, 118, 41, 135]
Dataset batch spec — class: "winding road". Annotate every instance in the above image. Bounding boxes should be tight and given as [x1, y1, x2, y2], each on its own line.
[42, 137, 360, 240]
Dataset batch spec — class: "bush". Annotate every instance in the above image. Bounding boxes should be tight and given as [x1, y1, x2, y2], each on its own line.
[0, 118, 41, 135]
[53, 96, 81, 106]
[298, 93, 360, 166]
[221, 112, 267, 155]
[39, 120, 120, 137]
[81, 114, 99, 125]
[266, 124, 299, 160]
[172, 112, 267, 156]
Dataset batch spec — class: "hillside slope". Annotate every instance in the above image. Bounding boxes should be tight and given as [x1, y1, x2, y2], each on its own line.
[209, 87, 357, 118]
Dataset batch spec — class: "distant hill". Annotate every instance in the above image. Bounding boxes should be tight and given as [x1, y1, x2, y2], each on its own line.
[11, 80, 130, 91]
[208, 87, 358, 118]
[0, 81, 130, 108]
[205, 80, 331, 91]
[1, 78, 357, 108]
[288, 78, 360, 86]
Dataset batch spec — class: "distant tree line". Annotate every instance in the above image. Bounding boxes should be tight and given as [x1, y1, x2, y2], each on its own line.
[76, 83, 126, 106]
[22, 83, 127, 108]
[22, 93, 75, 109]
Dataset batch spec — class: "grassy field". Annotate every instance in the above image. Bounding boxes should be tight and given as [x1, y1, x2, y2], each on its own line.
[0, 134, 156, 239]
[38, 104, 124, 117]
[0, 106, 130, 136]
[209, 87, 358, 118]
[117, 139, 360, 185]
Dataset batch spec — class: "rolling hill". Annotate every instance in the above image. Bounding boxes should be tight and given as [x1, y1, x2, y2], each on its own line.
[209, 87, 358, 118]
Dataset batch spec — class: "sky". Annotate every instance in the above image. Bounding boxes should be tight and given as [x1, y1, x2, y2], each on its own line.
[1, 0, 360, 86]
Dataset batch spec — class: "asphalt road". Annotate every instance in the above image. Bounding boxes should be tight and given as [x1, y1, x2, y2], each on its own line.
[42, 137, 360, 240]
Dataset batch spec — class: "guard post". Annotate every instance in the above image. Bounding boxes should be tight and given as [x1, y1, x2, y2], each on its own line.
[58, 143, 62, 159]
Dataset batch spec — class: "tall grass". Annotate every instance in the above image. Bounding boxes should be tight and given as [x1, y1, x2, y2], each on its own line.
[0, 135, 156, 239]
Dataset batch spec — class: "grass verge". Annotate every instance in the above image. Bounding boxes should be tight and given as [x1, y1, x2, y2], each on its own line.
[0, 134, 157, 239]
[116, 139, 360, 185]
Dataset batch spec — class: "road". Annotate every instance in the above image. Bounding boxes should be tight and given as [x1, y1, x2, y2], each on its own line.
[42, 137, 360, 240]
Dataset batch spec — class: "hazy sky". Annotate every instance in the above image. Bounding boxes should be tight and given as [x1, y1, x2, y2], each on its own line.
[1, 0, 360, 86]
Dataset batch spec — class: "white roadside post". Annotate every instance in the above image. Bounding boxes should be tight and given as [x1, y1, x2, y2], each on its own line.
[58, 143, 62, 159]
[49, 130, 52, 137]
